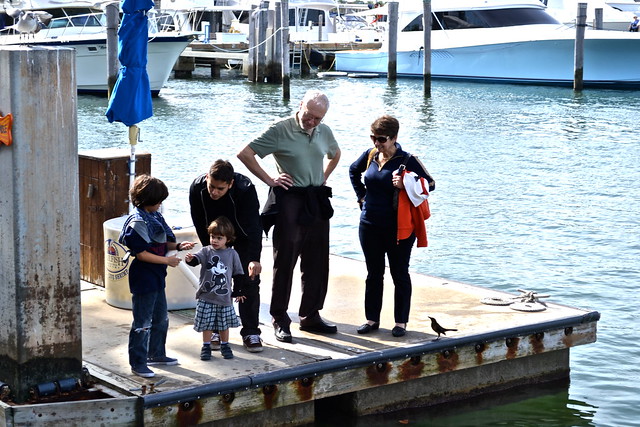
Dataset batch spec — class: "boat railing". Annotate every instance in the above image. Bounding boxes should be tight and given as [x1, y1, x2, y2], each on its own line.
[0, 7, 201, 42]
[148, 9, 203, 36]
[0, 10, 104, 40]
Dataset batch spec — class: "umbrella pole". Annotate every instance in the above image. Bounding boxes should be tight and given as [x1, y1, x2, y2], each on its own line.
[128, 125, 139, 213]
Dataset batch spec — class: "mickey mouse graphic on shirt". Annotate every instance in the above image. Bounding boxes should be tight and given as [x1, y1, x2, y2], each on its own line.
[201, 255, 229, 296]
[186, 244, 244, 303]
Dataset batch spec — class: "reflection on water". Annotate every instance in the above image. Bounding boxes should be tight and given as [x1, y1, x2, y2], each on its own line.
[315, 379, 597, 427]
[78, 68, 640, 425]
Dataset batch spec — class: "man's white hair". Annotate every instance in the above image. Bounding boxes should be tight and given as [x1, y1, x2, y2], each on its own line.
[301, 90, 329, 110]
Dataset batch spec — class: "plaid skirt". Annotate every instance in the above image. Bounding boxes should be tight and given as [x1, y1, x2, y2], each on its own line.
[193, 300, 240, 332]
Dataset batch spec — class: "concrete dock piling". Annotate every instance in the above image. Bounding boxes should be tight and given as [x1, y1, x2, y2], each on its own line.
[0, 46, 83, 403]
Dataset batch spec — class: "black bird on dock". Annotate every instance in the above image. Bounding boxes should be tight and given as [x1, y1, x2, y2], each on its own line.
[429, 316, 457, 339]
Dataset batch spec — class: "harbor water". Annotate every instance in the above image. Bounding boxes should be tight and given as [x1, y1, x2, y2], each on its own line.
[78, 69, 639, 426]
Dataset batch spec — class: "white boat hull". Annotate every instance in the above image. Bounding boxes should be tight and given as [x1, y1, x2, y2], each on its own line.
[336, 28, 640, 87]
[1, 4, 197, 95]
[1, 35, 193, 94]
[74, 36, 193, 95]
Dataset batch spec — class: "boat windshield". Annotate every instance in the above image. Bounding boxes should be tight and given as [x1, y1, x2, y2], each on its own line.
[403, 8, 560, 32]
[45, 8, 105, 29]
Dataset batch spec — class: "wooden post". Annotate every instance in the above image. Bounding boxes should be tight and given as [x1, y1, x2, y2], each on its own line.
[106, 2, 119, 97]
[248, 8, 257, 82]
[257, 1, 269, 82]
[265, 8, 275, 82]
[211, 59, 221, 79]
[0, 46, 82, 403]
[574, 3, 587, 91]
[301, 43, 311, 76]
[423, 0, 432, 97]
[212, 11, 221, 38]
[173, 56, 195, 79]
[388, 1, 398, 81]
[273, 2, 283, 83]
[594, 8, 603, 30]
[282, 0, 291, 99]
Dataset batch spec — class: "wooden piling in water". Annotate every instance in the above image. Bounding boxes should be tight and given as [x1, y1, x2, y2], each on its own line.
[248, 8, 257, 82]
[388, 1, 398, 81]
[173, 56, 195, 78]
[281, 0, 291, 99]
[574, 3, 587, 91]
[257, 1, 269, 82]
[0, 46, 82, 403]
[301, 43, 311, 76]
[423, 0, 432, 97]
[105, 3, 119, 97]
[272, 2, 283, 83]
[594, 8, 603, 30]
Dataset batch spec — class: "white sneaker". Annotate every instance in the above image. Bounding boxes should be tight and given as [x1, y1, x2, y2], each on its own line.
[211, 333, 221, 350]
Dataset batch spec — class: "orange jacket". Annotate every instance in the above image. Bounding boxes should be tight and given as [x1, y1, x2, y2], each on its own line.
[397, 171, 431, 247]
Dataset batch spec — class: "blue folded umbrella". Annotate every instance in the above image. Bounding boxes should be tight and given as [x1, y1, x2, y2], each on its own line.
[106, 0, 154, 127]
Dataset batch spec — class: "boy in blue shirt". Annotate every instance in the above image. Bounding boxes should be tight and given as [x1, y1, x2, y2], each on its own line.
[119, 175, 195, 378]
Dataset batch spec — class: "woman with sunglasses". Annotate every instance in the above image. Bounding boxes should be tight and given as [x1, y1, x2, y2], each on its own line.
[349, 115, 435, 337]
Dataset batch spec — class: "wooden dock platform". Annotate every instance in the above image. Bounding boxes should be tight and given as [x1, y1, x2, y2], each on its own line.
[0, 243, 599, 425]
[174, 41, 383, 78]
[175, 44, 250, 78]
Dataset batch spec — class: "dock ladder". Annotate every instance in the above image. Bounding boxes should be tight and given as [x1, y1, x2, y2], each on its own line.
[291, 41, 303, 76]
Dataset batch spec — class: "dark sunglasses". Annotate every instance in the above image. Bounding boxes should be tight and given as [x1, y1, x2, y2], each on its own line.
[370, 135, 390, 144]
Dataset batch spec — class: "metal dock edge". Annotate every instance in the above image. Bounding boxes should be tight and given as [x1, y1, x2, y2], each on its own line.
[141, 312, 599, 425]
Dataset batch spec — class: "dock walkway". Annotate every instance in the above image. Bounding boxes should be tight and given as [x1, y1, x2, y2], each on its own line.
[73, 242, 598, 425]
[2, 243, 598, 426]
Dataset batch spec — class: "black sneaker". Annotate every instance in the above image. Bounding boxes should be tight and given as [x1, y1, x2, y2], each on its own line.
[147, 356, 178, 366]
[220, 343, 234, 359]
[243, 335, 264, 353]
[200, 344, 212, 361]
[131, 365, 155, 378]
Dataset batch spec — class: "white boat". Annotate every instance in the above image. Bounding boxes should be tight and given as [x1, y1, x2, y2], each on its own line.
[334, 0, 640, 88]
[544, 0, 635, 31]
[0, 0, 199, 95]
[162, 0, 383, 43]
[606, 0, 640, 14]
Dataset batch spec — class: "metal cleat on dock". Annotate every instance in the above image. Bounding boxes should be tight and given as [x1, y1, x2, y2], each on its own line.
[129, 378, 168, 395]
[481, 288, 550, 312]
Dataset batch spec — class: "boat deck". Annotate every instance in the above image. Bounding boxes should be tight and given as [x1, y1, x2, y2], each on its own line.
[71, 242, 598, 425]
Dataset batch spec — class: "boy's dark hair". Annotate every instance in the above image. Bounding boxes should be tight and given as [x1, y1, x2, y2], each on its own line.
[371, 115, 400, 139]
[207, 216, 236, 244]
[208, 160, 234, 183]
[129, 175, 169, 208]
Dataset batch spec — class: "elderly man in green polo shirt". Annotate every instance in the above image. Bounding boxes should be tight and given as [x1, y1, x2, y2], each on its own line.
[237, 90, 341, 343]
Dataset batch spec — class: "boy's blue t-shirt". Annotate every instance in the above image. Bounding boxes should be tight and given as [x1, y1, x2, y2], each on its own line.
[121, 224, 170, 295]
